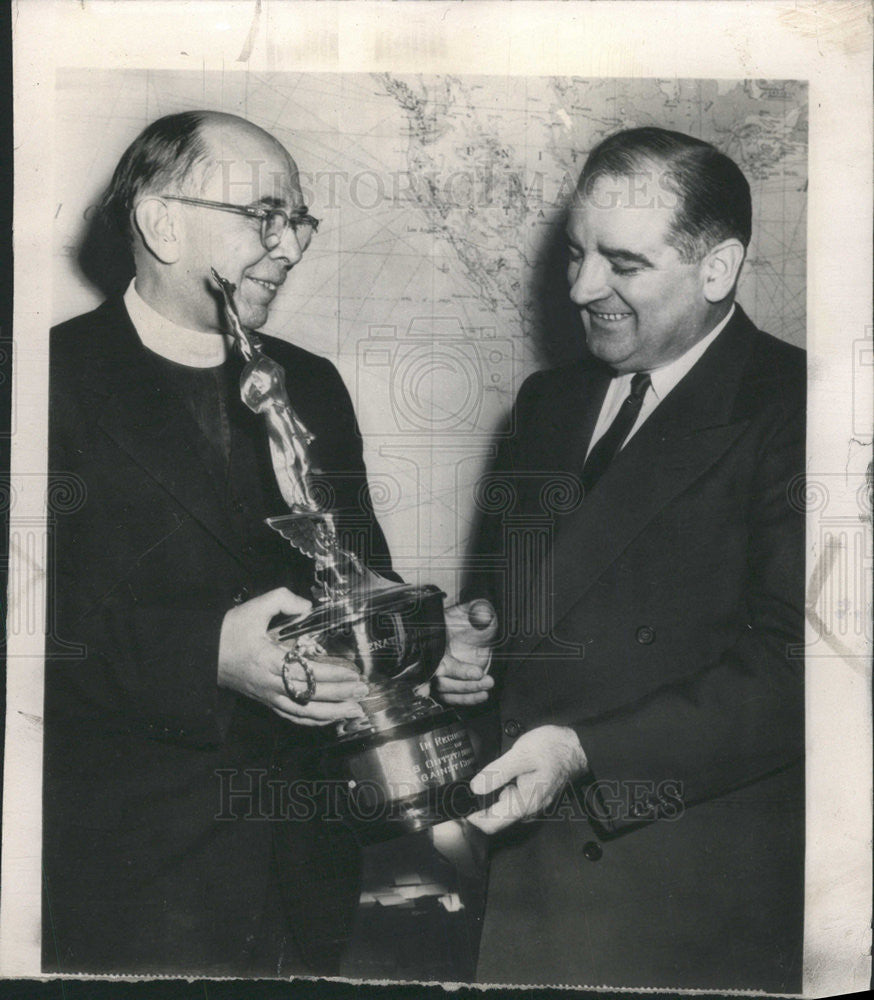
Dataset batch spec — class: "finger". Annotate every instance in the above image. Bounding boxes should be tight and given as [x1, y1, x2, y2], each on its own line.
[303, 659, 365, 683]
[433, 674, 494, 693]
[261, 587, 312, 619]
[310, 679, 370, 703]
[444, 600, 498, 645]
[469, 743, 527, 796]
[467, 598, 498, 634]
[442, 648, 494, 682]
[437, 654, 490, 679]
[513, 769, 555, 817]
[445, 644, 492, 667]
[437, 691, 491, 706]
[466, 785, 526, 835]
[273, 664, 370, 704]
[272, 697, 365, 724]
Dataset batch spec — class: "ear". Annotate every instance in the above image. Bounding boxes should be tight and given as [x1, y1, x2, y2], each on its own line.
[132, 196, 181, 264]
[701, 239, 745, 303]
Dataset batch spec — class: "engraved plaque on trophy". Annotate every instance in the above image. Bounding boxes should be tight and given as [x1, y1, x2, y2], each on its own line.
[212, 269, 494, 839]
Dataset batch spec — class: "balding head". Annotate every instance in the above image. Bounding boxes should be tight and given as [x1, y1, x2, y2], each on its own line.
[100, 111, 298, 246]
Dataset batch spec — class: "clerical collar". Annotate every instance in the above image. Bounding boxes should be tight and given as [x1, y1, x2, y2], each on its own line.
[123, 278, 229, 368]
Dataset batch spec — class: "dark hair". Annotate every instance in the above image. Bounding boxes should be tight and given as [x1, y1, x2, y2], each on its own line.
[577, 127, 752, 261]
[99, 111, 213, 244]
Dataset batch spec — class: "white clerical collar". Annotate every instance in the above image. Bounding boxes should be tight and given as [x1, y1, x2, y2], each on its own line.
[645, 304, 735, 401]
[123, 278, 228, 368]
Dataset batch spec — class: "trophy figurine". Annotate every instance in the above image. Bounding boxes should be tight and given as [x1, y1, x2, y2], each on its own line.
[211, 269, 495, 838]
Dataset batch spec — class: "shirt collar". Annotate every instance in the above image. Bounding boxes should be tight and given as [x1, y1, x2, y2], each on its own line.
[123, 278, 229, 368]
[644, 304, 735, 401]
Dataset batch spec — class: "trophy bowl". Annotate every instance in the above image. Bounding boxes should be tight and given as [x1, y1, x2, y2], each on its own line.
[269, 583, 484, 840]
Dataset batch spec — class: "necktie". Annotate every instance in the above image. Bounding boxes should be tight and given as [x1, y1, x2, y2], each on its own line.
[581, 372, 651, 494]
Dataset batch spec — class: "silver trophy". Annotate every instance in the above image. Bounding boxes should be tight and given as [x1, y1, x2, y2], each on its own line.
[212, 270, 493, 838]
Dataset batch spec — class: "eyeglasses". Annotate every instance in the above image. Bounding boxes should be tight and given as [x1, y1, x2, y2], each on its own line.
[160, 194, 320, 251]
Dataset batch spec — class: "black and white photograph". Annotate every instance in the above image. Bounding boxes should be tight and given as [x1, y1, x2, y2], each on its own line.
[2, 2, 871, 997]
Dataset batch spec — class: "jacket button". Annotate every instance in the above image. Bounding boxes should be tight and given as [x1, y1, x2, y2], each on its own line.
[582, 841, 603, 861]
[233, 586, 251, 605]
[503, 719, 524, 739]
[635, 625, 656, 645]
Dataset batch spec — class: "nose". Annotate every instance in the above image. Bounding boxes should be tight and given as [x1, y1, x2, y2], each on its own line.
[568, 254, 610, 306]
[266, 225, 304, 267]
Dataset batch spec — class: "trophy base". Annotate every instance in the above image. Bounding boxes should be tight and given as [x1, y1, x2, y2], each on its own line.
[321, 709, 481, 841]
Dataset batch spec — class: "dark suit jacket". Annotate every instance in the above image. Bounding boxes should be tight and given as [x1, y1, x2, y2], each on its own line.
[466, 306, 806, 991]
[43, 297, 393, 975]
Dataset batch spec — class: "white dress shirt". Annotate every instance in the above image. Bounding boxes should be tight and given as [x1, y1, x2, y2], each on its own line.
[585, 305, 735, 459]
[123, 278, 230, 368]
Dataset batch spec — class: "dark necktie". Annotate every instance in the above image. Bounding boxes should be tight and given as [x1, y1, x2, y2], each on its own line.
[581, 372, 651, 494]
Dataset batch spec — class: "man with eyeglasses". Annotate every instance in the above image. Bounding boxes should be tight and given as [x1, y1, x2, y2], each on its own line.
[43, 112, 392, 975]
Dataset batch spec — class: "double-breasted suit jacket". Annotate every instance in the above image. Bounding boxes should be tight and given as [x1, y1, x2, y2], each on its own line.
[467, 306, 806, 991]
[43, 297, 393, 975]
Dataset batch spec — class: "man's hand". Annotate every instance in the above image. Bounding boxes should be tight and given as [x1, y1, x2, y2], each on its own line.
[467, 725, 589, 834]
[217, 587, 368, 726]
[433, 599, 498, 706]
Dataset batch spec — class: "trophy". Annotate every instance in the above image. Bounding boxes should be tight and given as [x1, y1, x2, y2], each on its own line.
[211, 270, 494, 839]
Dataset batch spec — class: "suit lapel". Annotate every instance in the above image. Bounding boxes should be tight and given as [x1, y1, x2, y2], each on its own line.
[533, 363, 611, 479]
[516, 308, 757, 663]
[562, 366, 611, 476]
[85, 298, 243, 560]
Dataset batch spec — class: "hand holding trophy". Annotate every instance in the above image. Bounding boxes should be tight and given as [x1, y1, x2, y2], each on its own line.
[212, 269, 496, 838]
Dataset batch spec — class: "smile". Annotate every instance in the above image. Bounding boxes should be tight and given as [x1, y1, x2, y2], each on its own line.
[248, 278, 279, 292]
[589, 309, 633, 322]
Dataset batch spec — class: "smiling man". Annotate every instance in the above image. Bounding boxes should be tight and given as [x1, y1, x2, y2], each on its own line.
[44, 112, 393, 975]
[437, 127, 806, 990]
